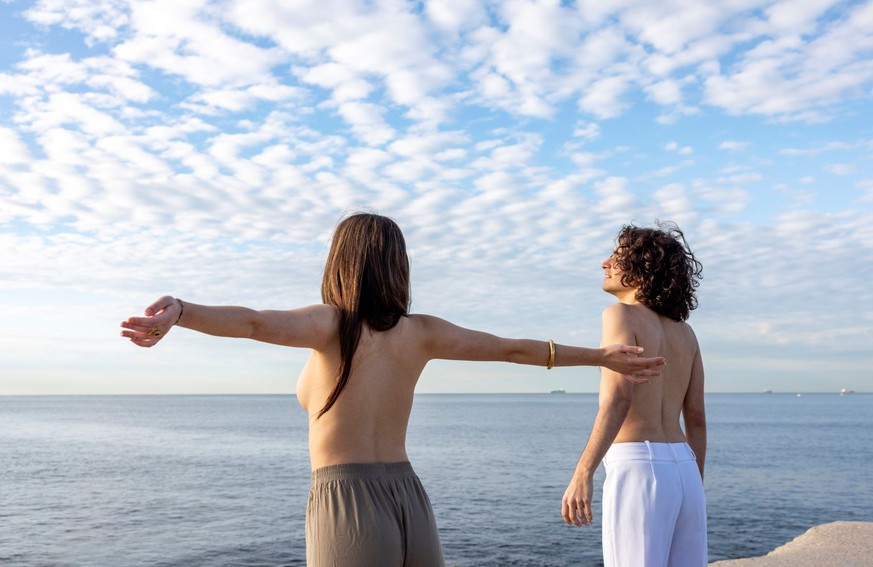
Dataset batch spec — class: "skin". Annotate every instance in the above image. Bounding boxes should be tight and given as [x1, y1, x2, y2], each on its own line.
[122, 296, 666, 470]
[561, 254, 706, 527]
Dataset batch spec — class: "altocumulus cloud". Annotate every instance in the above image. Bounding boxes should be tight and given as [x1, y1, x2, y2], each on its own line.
[0, 0, 872, 395]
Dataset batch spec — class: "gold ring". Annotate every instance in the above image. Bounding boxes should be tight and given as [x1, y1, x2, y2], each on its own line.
[148, 326, 162, 337]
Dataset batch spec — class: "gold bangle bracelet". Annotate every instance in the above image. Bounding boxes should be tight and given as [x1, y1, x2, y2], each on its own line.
[547, 339, 555, 370]
[173, 298, 185, 326]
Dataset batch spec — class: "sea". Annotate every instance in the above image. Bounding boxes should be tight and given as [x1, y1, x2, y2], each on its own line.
[1, 393, 871, 566]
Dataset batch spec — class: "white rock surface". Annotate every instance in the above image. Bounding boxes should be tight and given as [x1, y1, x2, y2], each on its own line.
[710, 521, 873, 567]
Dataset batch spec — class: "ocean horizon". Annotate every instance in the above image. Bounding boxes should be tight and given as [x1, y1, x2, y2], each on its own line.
[2, 392, 871, 566]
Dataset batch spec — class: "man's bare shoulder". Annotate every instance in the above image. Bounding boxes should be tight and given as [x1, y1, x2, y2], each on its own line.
[674, 319, 700, 346]
[602, 302, 634, 322]
[602, 302, 656, 326]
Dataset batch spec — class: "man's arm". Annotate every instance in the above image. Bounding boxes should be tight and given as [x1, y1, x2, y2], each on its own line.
[561, 304, 637, 527]
[683, 344, 706, 480]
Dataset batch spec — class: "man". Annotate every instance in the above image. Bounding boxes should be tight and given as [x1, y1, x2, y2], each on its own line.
[562, 223, 707, 567]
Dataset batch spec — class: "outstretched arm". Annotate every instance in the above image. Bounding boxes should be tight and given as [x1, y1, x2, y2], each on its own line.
[415, 314, 663, 382]
[562, 305, 636, 527]
[120, 296, 336, 350]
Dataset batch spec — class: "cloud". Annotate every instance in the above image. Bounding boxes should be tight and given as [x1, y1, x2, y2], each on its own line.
[113, 1, 287, 88]
[779, 141, 856, 156]
[859, 179, 873, 202]
[474, 0, 581, 116]
[578, 76, 631, 118]
[718, 172, 763, 184]
[654, 182, 697, 225]
[177, 85, 305, 118]
[702, 1, 873, 121]
[25, 0, 130, 44]
[337, 101, 395, 146]
[719, 140, 748, 151]
[826, 163, 856, 176]
[693, 184, 751, 216]
[0, 127, 32, 164]
[230, 0, 456, 130]
[572, 121, 601, 141]
[426, 0, 488, 33]
[1, 0, 872, 395]
[592, 176, 638, 217]
[665, 141, 693, 154]
[645, 78, 685, 105]
[618, 2, 727, 56]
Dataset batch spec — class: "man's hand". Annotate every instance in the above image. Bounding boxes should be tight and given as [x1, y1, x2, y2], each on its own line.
[562, 471, 594, 527]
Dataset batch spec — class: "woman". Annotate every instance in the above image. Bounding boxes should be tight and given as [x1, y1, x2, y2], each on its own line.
[121, 212, 664, 567]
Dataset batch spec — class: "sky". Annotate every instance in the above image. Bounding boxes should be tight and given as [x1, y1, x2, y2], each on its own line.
[1, 0, 872, 396]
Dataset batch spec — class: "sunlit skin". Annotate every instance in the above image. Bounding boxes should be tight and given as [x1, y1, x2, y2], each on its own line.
[121, 296, 666, 471]
[561, 253, 706, 527]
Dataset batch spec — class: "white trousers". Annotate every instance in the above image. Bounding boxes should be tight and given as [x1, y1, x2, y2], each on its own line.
[601, 442, 707, 567]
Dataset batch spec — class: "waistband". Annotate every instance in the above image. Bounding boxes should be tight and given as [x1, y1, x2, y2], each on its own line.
[311, 461, 416, 486]
[603, 442, 696, 464]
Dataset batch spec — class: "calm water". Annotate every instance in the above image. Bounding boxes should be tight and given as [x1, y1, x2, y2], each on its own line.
[1, 393, 871, 566]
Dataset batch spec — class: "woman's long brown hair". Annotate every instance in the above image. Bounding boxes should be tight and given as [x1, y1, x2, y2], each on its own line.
[317, 213, 411, 418]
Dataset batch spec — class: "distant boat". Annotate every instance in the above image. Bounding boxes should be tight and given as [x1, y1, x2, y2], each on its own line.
[796, 393, 802, 398]
[762, 389, 773, 394]
[840, 388, 855, 396]
[550, 389, 567, 394]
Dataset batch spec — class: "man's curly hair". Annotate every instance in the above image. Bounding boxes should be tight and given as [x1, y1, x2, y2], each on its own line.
[613, 222, 703, 322]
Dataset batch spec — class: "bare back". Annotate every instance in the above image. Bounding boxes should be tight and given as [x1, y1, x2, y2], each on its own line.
[604, 303, 702, 444]
[296, 313, 432, 470]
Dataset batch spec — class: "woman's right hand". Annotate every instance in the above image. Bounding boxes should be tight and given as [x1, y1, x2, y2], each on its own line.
[600, 344, 665, 384]
[120, 296, 181, 348]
